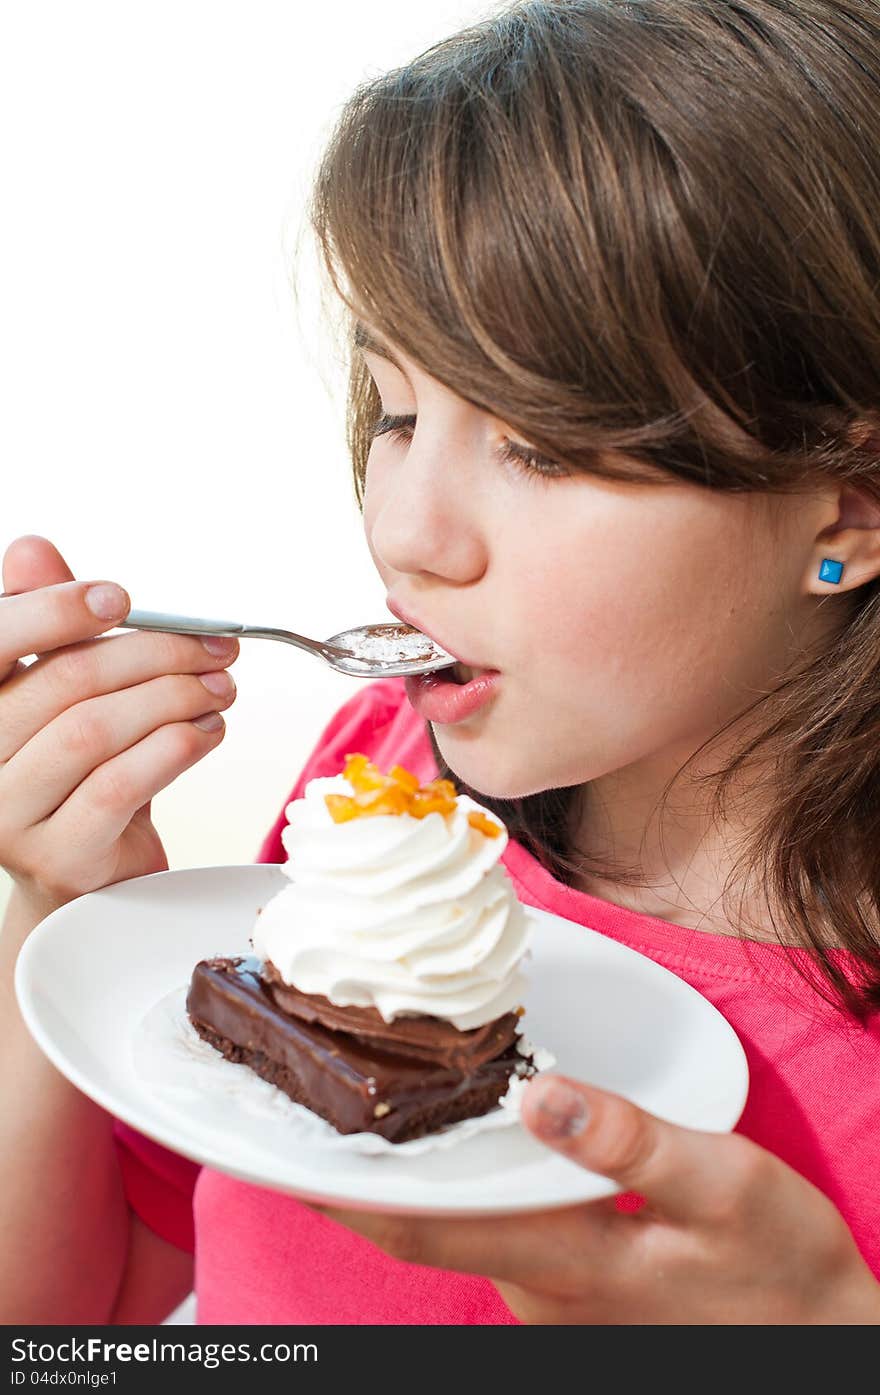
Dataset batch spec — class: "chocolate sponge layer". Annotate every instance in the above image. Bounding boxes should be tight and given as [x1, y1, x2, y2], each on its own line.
[186, 955, 533, 1144]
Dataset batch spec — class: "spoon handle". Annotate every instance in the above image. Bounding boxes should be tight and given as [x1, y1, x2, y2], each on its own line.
[121, 609, 327, 659]
[122, 608, 247, 638]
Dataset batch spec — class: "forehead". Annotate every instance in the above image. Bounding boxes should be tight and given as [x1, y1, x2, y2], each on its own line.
[354, 321, 462, 402]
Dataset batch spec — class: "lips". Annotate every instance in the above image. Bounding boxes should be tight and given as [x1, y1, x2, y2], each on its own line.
[404, 668, 502, 723]
[385, 597, 498, 677]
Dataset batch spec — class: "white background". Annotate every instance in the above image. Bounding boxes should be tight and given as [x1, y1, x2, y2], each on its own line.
[0, 0, 494, 917]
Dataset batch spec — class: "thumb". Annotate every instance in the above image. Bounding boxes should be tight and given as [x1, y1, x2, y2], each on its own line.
[3, 534, 75, 596]
[521, 1072, 747, 1225]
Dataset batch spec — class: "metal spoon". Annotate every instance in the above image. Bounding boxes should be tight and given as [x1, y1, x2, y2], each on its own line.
[120, 608, 458, 678]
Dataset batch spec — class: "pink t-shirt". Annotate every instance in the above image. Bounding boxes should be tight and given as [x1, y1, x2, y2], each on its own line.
[113, 678, 880, 1324]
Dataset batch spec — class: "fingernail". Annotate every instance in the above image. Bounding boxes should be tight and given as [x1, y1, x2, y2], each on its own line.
[533, 1080, 590, 1139]
[199, 670, 235, 696]
[192, 711, 225, 731]
[201, 636, 237, 656]
[85, 582, 128, 621]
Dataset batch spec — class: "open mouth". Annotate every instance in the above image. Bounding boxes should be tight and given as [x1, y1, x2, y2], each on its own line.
[448, 662, 489, 685]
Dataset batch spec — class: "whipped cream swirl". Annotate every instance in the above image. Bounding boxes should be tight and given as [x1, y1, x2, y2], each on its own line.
[250, 775, 531, 1030]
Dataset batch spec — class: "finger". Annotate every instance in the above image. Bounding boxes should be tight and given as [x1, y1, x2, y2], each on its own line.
[521, 1073, 757, 1225]
[2, 534, 82, 668]
[0, 576, 131, 677]
[47, 714, 228, 864]
[1, 669, 236, 827]
[0, 629, 239, 764]
[33, 716, 229, 890]
[1, 536, 76, 682]
[2, 534, 75, 597]
[306, 1200, 617, 1289]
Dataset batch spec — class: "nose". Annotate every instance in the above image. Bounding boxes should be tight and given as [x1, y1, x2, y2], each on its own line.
[366, 431, 488, 584]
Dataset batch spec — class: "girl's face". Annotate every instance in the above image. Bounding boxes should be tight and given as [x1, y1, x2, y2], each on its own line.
[360, 325, 840, 802]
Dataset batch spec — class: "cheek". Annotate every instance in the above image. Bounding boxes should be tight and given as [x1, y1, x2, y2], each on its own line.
[515, 517, 758, 706]
[362, 491, 377, 555]
[361, 455, 387, 571]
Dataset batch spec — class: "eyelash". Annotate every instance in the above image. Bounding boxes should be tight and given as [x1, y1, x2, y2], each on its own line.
[371, 413, 569, 481]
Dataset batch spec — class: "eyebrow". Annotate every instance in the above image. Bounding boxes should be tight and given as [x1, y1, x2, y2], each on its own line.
[353, 321, 404, 370]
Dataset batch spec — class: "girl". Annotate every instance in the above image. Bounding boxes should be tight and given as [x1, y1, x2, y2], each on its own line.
[3, 0, 880, 1324]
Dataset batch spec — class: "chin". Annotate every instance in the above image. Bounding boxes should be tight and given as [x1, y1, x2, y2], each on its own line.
[432, 730, 553, 802]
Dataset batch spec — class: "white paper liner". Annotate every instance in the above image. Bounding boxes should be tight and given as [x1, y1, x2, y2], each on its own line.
[131, 984, 557, 1157]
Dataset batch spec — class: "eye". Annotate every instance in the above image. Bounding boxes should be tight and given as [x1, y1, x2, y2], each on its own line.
[372, 413, 415, 444]
[372, 414, 569, 480]
[497, 438, 570, 480]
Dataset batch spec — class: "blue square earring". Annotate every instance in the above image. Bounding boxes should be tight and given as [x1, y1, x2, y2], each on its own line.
[819, 558, 844, 584]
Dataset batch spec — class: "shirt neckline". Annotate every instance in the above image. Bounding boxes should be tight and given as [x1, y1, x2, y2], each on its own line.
[502, 833, 868, 993]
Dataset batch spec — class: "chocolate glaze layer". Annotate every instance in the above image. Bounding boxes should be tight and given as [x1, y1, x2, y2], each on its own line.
[260, 957, 522, 1071]
[186, 955, 534, 1143]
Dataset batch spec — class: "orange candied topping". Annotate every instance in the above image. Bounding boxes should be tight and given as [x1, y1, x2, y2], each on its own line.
[327, 754, 456, 822]
[324, 793, 360, 823]
[389, 763, 419, 794]
[348, 783, 411, 817]
[467, 810, 502, 838]
[323, 753, 501, 838]
[343, 752, 388, 793]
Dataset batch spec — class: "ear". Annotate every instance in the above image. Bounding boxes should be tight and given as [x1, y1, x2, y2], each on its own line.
[810, 471, 880, 595]
[819, 482, 880, 534]
[815, 414, 880, 538]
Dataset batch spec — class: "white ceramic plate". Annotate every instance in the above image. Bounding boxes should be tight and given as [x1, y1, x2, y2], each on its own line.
[14, 864, 749, 1217]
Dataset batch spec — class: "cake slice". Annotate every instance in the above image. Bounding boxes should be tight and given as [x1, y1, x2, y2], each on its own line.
[187, 954, 530, 1143]
[187, 753, 536, 1143]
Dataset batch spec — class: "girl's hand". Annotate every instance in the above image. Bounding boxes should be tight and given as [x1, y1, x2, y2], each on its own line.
[0, 535, 239, 919]
[312, 1073, 880, 1324]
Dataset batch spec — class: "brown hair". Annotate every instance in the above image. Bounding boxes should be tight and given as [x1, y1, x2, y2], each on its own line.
[309, 0, 880, 1020]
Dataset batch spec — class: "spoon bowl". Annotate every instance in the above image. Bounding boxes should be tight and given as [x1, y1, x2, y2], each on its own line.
[120, 609, 458, 679]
